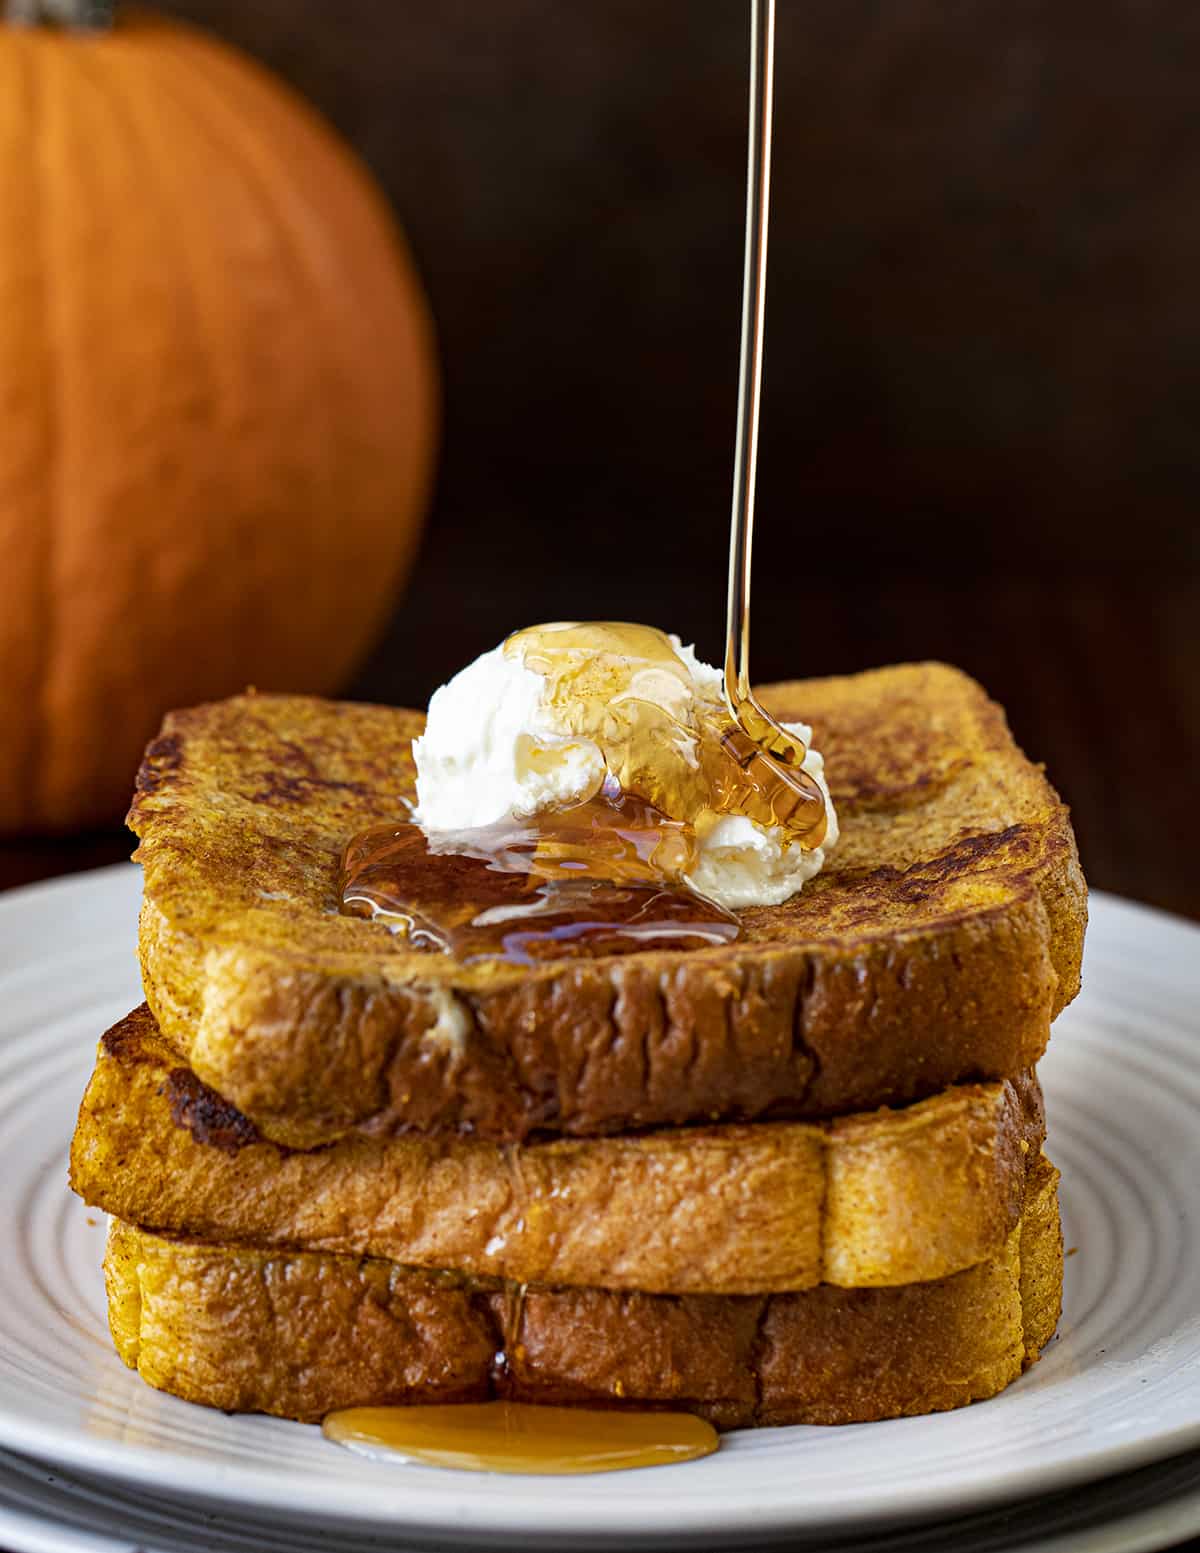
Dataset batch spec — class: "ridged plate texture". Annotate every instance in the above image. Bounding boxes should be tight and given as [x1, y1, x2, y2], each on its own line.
[0, 865, 1197, 1548]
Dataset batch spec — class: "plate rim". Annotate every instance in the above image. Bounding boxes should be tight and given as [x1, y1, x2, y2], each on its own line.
[2, 1406, 1198, 1545]
[0, 1446, 1198, 1553]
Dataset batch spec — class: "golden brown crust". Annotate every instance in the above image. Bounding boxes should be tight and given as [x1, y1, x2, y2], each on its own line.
[103, 1155, 1061, 1429]
[128, 664, 1086, 1145]
[72, 1006, 1045, 1295]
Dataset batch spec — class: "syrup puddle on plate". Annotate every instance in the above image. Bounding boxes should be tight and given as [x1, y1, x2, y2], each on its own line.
[323, 1401, 719, 1474]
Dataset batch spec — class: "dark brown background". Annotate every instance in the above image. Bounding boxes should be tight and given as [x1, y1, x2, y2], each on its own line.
[4, 0, 1199, 919]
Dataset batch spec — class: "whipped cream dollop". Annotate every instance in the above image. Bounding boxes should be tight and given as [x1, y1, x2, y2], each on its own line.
[411, 625, 837, 910]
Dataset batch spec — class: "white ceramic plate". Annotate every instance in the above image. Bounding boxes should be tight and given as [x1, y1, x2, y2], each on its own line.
[0, 1445, 1198, 1553]
[0, 866, 1198, 1549]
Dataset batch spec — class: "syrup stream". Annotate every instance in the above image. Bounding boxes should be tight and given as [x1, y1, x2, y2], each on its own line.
[725, 0, 774, 726]
[721, 0, 825, 836]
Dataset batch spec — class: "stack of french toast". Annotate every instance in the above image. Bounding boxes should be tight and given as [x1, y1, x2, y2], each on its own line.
[70, 662, 1086, 1429]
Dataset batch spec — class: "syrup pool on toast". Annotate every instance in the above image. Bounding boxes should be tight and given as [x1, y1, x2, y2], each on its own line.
[340, 771, 740, 965]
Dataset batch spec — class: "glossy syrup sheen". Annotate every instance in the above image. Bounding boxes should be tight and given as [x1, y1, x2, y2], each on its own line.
[505, 622, 828, 847]
[340, 783, 740, 964]
[339, 624, 831, 964]
[322, 1401, 719, 1474]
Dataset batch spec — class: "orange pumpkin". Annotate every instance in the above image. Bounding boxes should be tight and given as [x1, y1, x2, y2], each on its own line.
[0, 9, 438, 832]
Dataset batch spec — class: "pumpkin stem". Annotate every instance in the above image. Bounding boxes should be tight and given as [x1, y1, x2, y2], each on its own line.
[5, 0, 113, 27]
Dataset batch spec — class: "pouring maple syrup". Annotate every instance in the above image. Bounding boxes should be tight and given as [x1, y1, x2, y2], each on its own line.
[323, 1402, 717, 1475]
[717, 0, 827, 845]
[337, 0, 821, 968]
[328, 0, 811, 1473]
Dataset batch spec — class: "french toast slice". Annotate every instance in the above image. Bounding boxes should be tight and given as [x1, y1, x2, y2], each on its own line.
[130, 664, 1086, 1147]
[103, 1154, 1062, 1428]
[72, 1005, 1044, 1295]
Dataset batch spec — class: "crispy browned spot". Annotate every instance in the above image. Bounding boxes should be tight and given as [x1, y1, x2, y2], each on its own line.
[162, 1069, 266, 1156]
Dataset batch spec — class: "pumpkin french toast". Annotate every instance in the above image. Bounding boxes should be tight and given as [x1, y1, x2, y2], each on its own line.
[73, 660, 1081, 1430]
[127, 663, 1085, 1148]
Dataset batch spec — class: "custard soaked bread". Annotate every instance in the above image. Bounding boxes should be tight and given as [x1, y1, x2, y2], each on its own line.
[129, 664, 1086, 1148]
[72, 1005, 1045, 1296]
[103, 1153, 1062, 1429]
